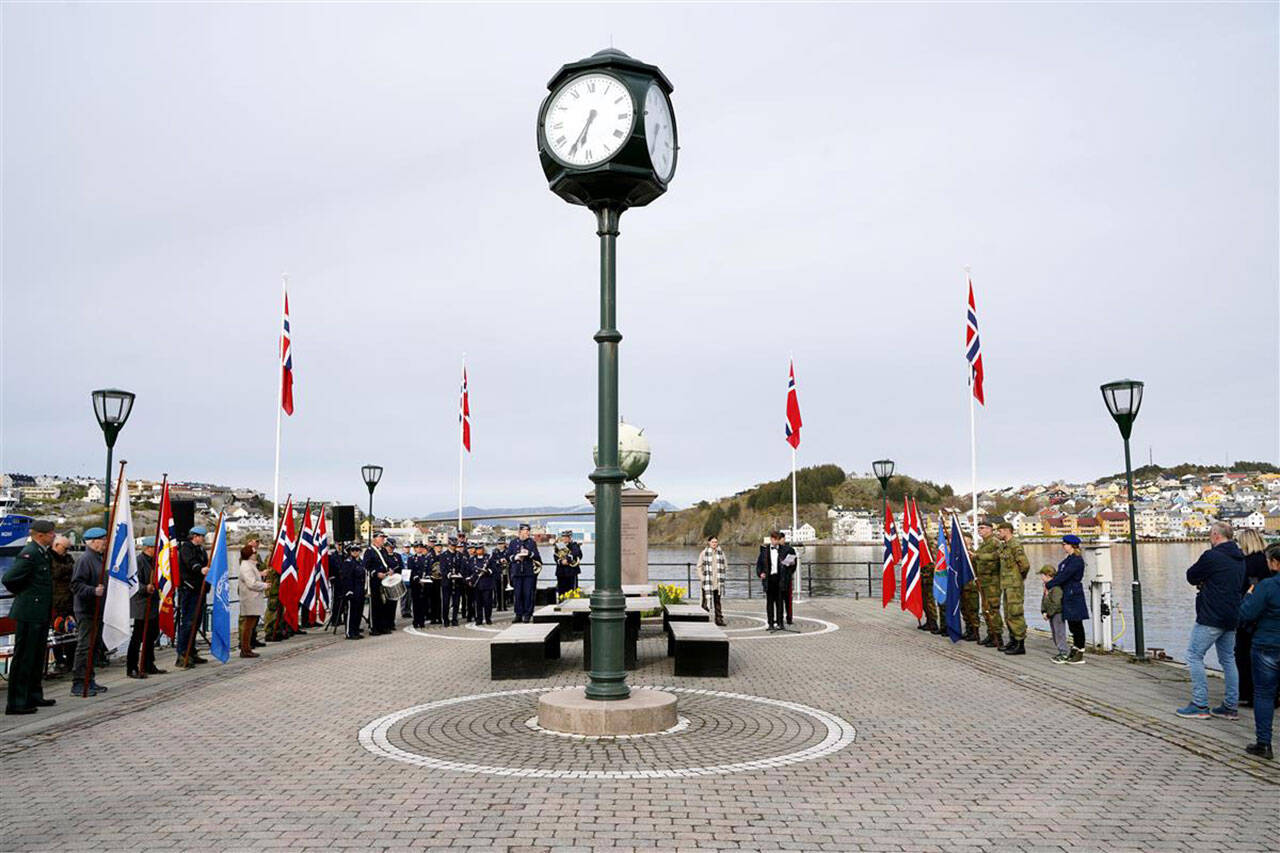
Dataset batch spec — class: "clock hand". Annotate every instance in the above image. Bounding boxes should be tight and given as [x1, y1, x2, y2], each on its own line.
[568, 109, 598, 157]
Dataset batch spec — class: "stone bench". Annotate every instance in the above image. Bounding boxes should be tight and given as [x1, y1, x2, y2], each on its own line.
[662, 603, 710, 634]
[667, 621, 729, 677]
[532, 604, 575, 634]
[490, 622, 561, 680]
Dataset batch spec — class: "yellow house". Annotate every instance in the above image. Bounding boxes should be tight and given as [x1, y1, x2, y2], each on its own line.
[1098, 511, 1131, 537]
[1017, 516, 1044, 537]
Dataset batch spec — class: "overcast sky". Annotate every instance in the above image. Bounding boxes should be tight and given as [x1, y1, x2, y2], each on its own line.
[2, 3, 1276, 517]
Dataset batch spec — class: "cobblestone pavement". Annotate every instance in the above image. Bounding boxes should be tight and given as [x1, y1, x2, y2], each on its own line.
[2, 599, 1277, 852]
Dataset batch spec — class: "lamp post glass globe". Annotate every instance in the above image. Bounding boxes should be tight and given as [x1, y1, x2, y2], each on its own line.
[872, 459, 894, 492]
[362, 464, 383, 491]
[1101, 379, 1144, 439]
[90, 388, 134, 526]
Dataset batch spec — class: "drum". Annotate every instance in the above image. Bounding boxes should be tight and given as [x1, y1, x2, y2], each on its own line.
[381, 573, 407, 601]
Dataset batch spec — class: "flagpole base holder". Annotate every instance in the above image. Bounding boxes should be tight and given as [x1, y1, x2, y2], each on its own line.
[536, 686, 677, 736]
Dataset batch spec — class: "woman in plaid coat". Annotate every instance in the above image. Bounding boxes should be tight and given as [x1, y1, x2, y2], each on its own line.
[696, 536, 728, 626]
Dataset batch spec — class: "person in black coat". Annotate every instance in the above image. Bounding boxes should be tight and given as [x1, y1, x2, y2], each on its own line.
[126, 537, 165, 678]
[176, 527, 210, 667]
[341, 544, 367, 639]
[364, 533, 393, 635]
[1178, 521, 1246, 718]
[1235, 529, 1271, 707]
[507, 525, 542, 623]
[1046, 535, 1091, 665]
[471, 545, 497, 625]
[756, 531, 797, 631]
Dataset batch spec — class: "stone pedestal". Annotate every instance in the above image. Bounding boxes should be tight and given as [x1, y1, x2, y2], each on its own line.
[587, 487, 657, 586]
[537, 686, 677, 736]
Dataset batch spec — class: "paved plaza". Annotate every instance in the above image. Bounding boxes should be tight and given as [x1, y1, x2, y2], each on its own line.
[2, 599, 1277, 852]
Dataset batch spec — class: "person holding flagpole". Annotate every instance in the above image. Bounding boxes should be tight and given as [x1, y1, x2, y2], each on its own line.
[126, 537, 164, 678]
[69, 528, 109, 696]
[176, 526, 210, 668]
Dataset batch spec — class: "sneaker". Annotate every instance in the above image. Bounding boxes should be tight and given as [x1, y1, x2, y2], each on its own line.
[1051, 653, 1069, 664]
[1175, 703, 1211, 719]
[1244, 742, 1273, 760]
[1209, 705, 1238, 721]
[1066, 648, 1086, 666]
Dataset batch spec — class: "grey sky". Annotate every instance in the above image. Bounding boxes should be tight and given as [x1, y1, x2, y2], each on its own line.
[2, 3, 1277, 517]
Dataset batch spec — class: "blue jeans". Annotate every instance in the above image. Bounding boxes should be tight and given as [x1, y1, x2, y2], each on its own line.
[176, 586, 201, 659]
[1186, 623, 1238, 709]
[1252, 644, 1279, 746]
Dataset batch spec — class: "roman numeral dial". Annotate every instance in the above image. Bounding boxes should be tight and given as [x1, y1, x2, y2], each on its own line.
[542, 73, 635, 168]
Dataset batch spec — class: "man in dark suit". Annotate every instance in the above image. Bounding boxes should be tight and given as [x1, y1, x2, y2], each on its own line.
[756, 530, 797, 631]
[3, 519, 57, 715]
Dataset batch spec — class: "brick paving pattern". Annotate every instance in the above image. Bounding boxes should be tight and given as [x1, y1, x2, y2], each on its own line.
[1, 599, 1277, 851]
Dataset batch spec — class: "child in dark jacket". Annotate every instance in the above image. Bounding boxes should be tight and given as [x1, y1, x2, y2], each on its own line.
[1040, 565, 1067, 661]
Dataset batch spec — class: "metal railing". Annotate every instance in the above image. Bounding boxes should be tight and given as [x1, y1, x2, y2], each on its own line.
[565, 561, 885, 600]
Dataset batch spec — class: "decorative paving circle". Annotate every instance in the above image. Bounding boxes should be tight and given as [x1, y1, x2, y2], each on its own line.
[358, 686, 856, 778]
[523, 714, 691, 740]
[724, 612, 839, 640]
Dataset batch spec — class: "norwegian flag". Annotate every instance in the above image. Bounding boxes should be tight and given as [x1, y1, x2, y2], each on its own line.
[297, 503, 316, 622]
[271, 497, 300, 631]
[309, 507, 331, 624]
[460, 366, 471, 452]
[915, 498, 934, 572]
[881, 500, 900, 607]
[154, 481, 178, 639]
[280, 289, 294, 416]
[784, 360, 802, 449]
[966, 278, 984, 406]
[900, 500, 923, 620]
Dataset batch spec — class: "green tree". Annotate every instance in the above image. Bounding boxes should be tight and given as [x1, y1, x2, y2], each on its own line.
[702, 505, 725, 539]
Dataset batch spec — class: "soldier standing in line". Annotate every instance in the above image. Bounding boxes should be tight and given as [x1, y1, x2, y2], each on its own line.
[3, 519, 57, 715]
[996, 520, 1031, 655]
[507, 523, 542, 623]
[341, 543, 367, 639]
[919, 533, 939, 634]
[973, 521, 1004, 648]
[261, 552, 284, 641]
[472, 543, 496, 625]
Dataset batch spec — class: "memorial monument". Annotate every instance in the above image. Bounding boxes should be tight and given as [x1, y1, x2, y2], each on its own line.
[589, 419, 656, 586]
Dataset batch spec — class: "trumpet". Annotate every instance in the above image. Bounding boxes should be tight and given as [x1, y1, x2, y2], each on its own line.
[554, 543, 580, 569]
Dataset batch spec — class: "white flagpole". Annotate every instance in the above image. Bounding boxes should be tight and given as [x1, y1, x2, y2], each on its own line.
[458, 355, 465, 537]
[966, 267, 979, 550]
[274, 274, 286, 532]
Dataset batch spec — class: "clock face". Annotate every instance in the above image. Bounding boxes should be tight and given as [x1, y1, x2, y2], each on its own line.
[543, 73, 635, 168]
[643, 82, 675, 182]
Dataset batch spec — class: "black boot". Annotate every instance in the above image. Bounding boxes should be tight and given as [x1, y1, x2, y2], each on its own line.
[997, 638, 1015, 652]
[963, 628, 979, 642]
[1244, 742, 1273, 760]
[1003, 639, 1026, 655]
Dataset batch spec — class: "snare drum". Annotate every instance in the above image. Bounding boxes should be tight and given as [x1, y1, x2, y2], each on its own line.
[381, 573, 407, 601]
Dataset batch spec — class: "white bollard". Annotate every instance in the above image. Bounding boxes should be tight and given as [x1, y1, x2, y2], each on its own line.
[1085, 536, 1114, 651]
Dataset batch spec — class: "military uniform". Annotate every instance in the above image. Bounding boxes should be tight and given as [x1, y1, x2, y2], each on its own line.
[973, 533, 1003, 646]
[3, 535, 54, 714]
[998, 532, 1031, 652]
[961, 571, 980, 641]
[407, 548, 428, 628]
[364, 543, 394, 635]
[472, 549, 497, 625]
[554, 538, 584, 596]
[919, 559, 939, 631]
[507, 532, 542, 623]
[262, 563, 285, 641]
[446, 546, 472, 625]
[340, 547, 367, 638]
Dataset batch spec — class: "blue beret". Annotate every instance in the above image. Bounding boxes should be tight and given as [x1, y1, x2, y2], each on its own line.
[83, 527, 107, 540]
[189, 526, 207, 537]
[1062, 534, 1082, 546]
[140, 536, 156, 547]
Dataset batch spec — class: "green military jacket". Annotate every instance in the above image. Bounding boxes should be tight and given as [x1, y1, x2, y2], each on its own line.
[2, 540, 53, 623]
[998, 536, 1030, 579]
[974, 536, 1000, 574]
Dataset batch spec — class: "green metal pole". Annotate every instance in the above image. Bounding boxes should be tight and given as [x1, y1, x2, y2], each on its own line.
[586, 206, 629, 701]
[1123, 437, 1145, 660]
[367, 489, 375, 546]
[103, 438, 116, 529]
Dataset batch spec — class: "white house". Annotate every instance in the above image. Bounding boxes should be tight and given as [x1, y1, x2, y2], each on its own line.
[781, 523, 817, 544]
[832, 512, 876, 542]
[84, 484, 104, 502]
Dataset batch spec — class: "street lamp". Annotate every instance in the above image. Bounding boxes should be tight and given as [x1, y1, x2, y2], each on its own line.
[1101, 379, 1145, 661]
[362, 464, 383, 545]
[872, 459, 894, 497]
[91, 388, 135, 526]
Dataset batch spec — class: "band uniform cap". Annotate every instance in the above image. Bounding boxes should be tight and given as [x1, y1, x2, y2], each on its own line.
[140, 536, 157, 547]
[189, 525, 208, 537]
[30, 519, 56, 534]
[386, 538, 397, 546]
[1039, 564, 1057, 576]
[560, 530, 573, 537]
[1062, 534, 1082, 546]
[996, 522, 1014, 531]
[83, 527, 107, 540]
[519, 523, 531, 531]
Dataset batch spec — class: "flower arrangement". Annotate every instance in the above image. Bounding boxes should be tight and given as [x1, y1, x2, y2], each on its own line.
[655, 583, 684, 606]
[558, 587, 586, 603]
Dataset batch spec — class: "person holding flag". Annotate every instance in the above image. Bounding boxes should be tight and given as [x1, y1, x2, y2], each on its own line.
[945, 515, 976, 643]
[932, 511, 950, 635]
[973, 520, 1004, 648]
[126, 537, 165, 678]
[69, 528, 109, 697]
[176, 526, 210, 668]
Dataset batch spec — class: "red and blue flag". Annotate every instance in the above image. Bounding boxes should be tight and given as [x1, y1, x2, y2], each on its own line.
[785, 360, 802, 449]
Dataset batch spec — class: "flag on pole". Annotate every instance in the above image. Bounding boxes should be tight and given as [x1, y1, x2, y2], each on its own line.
[309, 507, 331, 624]
[881, 501, 900, 607]
[945, 515, 976, 642]
[460, 366, 471, 452]
[297, 504, 317, 622]
[915, 499, 934, 578]
[784, 360, 802, 449]
[933, 510, 949, 605]
[206, 515, 232, 663]
[102, 477, 137, 651]
[155, 481, 178, 639]
[280, 289, 295, 416]
[966, 278, 984, 406]
[272, 498, 300, 631]
[901, 500, 923, 619]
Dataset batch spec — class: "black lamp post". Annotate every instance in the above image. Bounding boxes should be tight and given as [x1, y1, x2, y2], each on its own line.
[873, 459, 894, 506]
[91, 389, 135, 527]
[1101, 379, 1145, 661]
[362, 464, 383, 545]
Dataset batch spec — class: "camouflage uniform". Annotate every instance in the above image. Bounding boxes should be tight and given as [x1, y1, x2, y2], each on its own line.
[961, 576, 980, 638]
[998, 534, 1031, 641]
[919, 560, 939, 630]
[974, 534, 1003, 643]
[261, 564, 285, 641]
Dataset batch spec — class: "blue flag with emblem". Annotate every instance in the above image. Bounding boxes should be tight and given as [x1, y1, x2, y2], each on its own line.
[945, 515, 975, 643]
[102, 476, 137, 651]
[934, 510, 949, 605]
[206, 516, 232, 663]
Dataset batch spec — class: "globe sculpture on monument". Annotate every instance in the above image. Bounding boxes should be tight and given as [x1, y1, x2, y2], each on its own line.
[594, 419, 651, 487]
[592, 420, 658, 591]
[534, 47, 679, 736]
